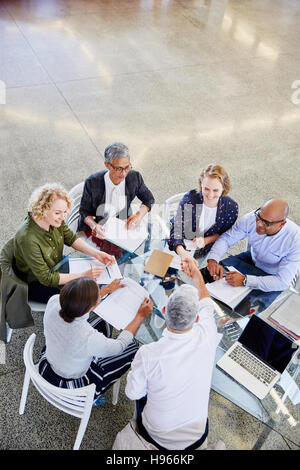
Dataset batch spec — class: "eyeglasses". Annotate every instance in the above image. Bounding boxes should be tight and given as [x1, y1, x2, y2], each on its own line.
[109, 163, 132, 174]
[254, 208, 285, 227]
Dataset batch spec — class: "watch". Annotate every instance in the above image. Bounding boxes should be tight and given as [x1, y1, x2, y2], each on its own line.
[242, 275, 247, 286]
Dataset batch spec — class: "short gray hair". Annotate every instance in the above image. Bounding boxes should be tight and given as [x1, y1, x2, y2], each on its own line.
[104, 142, 130, 163]
[165, 284, 199, 331]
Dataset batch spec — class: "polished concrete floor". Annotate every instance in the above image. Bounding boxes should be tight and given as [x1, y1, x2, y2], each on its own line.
[0, 0, 300, 450]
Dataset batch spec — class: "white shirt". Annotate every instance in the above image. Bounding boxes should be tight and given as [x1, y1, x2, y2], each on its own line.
[198, 203, 217, 234]
[125, 297, 221, 450]
[104, 171, 126, 217]
[43, 295, 133, 379]
[208, 211, 300, 292]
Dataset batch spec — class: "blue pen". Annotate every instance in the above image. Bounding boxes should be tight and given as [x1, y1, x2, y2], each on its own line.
[106, 266, 111, 278]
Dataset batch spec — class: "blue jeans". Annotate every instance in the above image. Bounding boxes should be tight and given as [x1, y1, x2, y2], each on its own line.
[220, 251, 282, 314]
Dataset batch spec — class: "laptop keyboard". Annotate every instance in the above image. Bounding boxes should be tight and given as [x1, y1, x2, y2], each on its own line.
[229, 344, 277, 385]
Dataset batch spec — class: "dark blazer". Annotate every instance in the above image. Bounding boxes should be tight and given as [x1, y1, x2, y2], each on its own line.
[168, 190, 239, 257]
[78, 170, 155, 232]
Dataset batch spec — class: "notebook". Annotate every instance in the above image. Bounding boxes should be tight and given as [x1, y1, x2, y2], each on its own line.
[93, 277, 149, 330]
[217, 315, 298, 400]
[268, 294, 300, 341]
[206, 267, 251, 309]
[103, 216, 148, 253]
[68, 257, 122, 284]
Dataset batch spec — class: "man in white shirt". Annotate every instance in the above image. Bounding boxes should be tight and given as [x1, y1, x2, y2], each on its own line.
[206, 198, 300, 293]
[125, 257, 221, 450]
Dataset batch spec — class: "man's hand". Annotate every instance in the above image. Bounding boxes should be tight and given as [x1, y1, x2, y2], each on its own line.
[137, 297, 153, 318]
[207, 259, 223, 280]
[91, 223, 106, 239]
[95, 252, 116, 266]
[225, 271, 245, 287]
[193, 237, 206, 249]
[125, 213, 142, 230]
[180, 257, 199, 278]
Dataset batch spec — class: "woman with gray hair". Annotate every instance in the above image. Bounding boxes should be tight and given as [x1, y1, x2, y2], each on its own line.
[78, 142, 155, 258]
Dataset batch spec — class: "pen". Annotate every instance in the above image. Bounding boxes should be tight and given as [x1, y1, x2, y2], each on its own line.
[106, 266, 111, 278]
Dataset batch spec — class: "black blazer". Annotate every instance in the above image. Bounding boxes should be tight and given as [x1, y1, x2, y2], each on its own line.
[78, 170, 155, 231]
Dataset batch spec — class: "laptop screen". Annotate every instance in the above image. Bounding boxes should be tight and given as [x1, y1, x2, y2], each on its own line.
[238, 315, 298, 373]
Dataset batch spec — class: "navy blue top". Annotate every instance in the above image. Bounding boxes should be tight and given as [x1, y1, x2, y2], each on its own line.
[168, 190, 239, 257]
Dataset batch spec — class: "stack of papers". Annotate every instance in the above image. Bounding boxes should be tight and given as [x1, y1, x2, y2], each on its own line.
[163, 239, 197, 270]
[104, 216, 148, 253]
[268, 295, 300, 340]
[68, 257, 122, 284]
[206, 267, 251, 309]
[94, 277, 149, 330]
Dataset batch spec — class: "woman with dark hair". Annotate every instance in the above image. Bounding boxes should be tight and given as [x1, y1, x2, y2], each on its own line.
[39, 277, 153, 405]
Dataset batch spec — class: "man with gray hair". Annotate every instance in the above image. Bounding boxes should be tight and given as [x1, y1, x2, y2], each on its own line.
[78, 142, 155, 254]
[125, 257, 221, 450]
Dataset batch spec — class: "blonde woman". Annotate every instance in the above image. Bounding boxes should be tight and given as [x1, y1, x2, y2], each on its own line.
[168, 164, 239, 265]
[13, 183, 115, 303]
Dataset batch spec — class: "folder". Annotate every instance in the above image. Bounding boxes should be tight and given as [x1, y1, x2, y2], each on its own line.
[144, 249, 174, 278]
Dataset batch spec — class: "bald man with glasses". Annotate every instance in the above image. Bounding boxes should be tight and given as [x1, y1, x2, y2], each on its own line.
[206, 198, 300, 293]
[78, 142, 155, 256]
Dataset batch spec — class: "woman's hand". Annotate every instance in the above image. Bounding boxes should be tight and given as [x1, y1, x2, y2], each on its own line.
[193, 237, 206, 249]
[91, 223, 106, 239]
[95, 251, 116, 266]
[84, 264, 105, 282]
[107, 279, 125, 294]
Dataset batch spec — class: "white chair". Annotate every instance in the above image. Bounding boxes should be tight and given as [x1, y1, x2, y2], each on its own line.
[161, 192, 186, 238]
[65, 181, 84, 233]
[290, 268, 300, 293]
[19, 333, 121, 450]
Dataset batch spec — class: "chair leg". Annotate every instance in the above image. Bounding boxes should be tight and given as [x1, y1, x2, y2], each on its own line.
[112, 378, 121, 406]
[19, 368, 31, 415]
[6, 327, 13, 343]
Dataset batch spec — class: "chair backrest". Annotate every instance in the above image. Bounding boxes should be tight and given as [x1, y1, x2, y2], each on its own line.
[24, 334, 95, 419]
[65, 182, 84, 233]
[163, 192, 186, 222]
[290, 268, 300, 292]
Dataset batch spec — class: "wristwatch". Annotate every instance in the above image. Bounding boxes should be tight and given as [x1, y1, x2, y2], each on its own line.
[242, 275, 247, 286]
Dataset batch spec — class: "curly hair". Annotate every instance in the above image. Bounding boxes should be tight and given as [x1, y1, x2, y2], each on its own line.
[198, 164, 231, 196]
[28, 183, 72, 220]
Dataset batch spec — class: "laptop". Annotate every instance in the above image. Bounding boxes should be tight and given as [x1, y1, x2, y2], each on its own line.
[217, 315, 299, 400]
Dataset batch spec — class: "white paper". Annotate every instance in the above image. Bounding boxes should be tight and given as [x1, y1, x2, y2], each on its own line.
[104, 216, 148, 253]
[94, 277, 149, 330]
[270, 295, 300, 337]
[163, 239, 197, 270]
[206, 266, 251, 309]
[68, 257, 122, 284]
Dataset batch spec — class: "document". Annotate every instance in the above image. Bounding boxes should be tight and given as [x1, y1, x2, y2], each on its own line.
[104, 216, 148, 253]
[163, 240, 197, 270]
[68, 257, 122, 284]
[268, 294, 300, 340]
[94, 277, 149, 330]
[206, 267, 251, 309]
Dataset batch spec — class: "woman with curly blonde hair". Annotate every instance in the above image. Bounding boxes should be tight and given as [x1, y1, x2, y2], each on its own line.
[13, 183, 116, 303]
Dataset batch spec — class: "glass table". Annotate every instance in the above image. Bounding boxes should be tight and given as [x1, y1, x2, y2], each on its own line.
[56, 232, 300, 448]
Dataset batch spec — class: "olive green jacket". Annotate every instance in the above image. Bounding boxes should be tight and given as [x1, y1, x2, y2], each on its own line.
[0, 239, 34, 343]
[13, 215, 77, 287]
